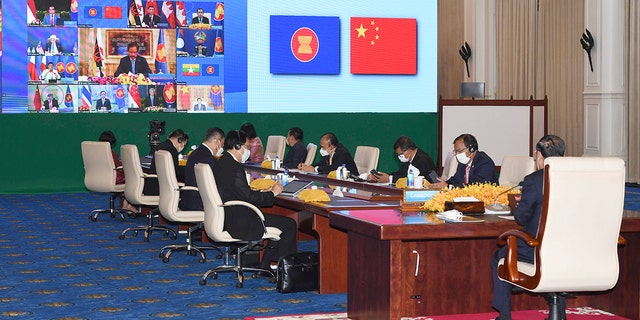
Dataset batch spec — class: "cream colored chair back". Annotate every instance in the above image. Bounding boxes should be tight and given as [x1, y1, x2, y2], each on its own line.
[304, 143, 317, 165]
[354, 146, 380, 175]
[81, 141, 121, 193]
[155, 150, 204, 223]
[121, 144, 159, 206]
[264, 135, 286, 160]
[499, 155, 535, 187]
[195, 163, 281, 243]
[440, 151, 458, 180]
[533, 157, 625, 292]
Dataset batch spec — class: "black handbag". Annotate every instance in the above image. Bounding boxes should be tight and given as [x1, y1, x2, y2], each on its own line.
[276, 252, 319, 293]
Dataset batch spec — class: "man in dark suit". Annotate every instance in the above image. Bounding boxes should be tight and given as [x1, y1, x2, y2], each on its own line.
[213, 130, 297, 269]
[193, 44, 208, 57]
[429, 133, 498, 189]
[142, 6, 162, 27]
[143, 87, 161, 108]
[96, 91, 111, 111]
[283, 127, 307, 169]
[491, 135, 566, 320]
[43, 93, 59, 110]
[368, 136, 437, 183]
[179, 128, 224, 211]
[191, 8, 210, 24]
[114, 42, 153, 77]
[143, 129, 189, 196]
[42, 6, 63, 26]
[45, 35, 63, 54]
[298, 132, 359, 176]
[192, 98, 206, 111]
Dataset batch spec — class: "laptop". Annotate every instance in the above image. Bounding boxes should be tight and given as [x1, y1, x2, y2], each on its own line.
[280, 180, 313, 197]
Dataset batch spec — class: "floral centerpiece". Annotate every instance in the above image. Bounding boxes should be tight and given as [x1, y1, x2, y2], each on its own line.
[421, 183, 520, 212]
[116, 73, 153, 85]
[142, 106, 166, 112]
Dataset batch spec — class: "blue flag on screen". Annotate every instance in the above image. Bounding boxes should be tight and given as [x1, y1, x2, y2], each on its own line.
[115, 85, 126, 110]
[64, 85, 74, 109]
[84, 6, 103, 19]
[155, 29, 168, 74]
[270, 15, 340, 74]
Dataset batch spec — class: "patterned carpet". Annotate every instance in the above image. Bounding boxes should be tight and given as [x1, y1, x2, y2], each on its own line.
[0, 193, 346, 319]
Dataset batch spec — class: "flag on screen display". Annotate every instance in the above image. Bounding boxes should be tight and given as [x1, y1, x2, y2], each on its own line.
[178, 85, 190, 108]
[145, 0, 158, 13]
[163, 83, 176, 108]
[202, 64, 219, 77]
[39, 56, 46, 74]
[182, 64, 200, 76]
[269, 15, 340, 74]
[93, 32, 105, 77]
[115, 85, 126, 110]
[129, 0, 143, 26]
[81, 85, 92, 110]
[155, 29, 168, 73]
[162, 1, 175, 28]
[27, 0, 37, 24]
[28, 56, 38, 80]
[73, 42, 78, 54]
[104, 6, 122, 19]
[34, 85, 42, 111]
[129, 85, 141, 108]
[65, 57, 78, 79]
[64, 85, 74, 109]
[84, 6, 102, 19]
[350, 17, 417, 75]
[175, 1, 187, 27]
[210, 85, 222, 108]
[70, 0, 79, 21]
[213, 2, 224, 25]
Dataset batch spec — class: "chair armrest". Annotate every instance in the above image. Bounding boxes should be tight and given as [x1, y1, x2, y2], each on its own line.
[141, 173, 157, 179]
[497, 229, 540, 283]
[618, 235, 626, 246]
[220, 200, 268, 233]
[179, 186, 198, 192]
[114, 166, 123, 170]
[178, 182, 185, 187]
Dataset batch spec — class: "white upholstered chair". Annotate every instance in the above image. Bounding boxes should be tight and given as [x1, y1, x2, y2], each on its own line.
[440, 151, 458, 181]
[304, 143, 317, 165]
[81, 141, 134, 221]
[155, 151, 221, 263]
[499, 155, 536, 187]
[195, 163, 281, 288]
[119, 144, 177, 242]
[353, 146, 380, 175]
[264, 135, 286, 160]
[497, 157, 626, 320]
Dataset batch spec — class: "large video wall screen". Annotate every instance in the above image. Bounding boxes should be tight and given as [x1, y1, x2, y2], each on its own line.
[1, 0, 437, 114]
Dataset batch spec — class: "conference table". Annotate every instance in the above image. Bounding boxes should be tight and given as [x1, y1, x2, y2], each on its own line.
[244, 164, 403, 294]
[329, 208, 640, 319]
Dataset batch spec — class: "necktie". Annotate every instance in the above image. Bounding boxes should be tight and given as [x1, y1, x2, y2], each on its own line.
[131, 59, 136, 74]
[199, 18, 202, 23]
[51, 43, 57, 54]
[464, 165, 470, 184]
[51, 15, 55, 26]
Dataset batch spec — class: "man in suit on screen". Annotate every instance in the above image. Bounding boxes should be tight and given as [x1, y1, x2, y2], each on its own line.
[142, 6, 162, 27]
[96, 91, 111, 111]
[43, 93, 59, 110]
[193, 43, 207, 57]
[191, 8, 209, 24]
[45, 35, 63, 55]
[42, 6, 63, 26]
[114, 42, 152, 77]
[192, 98, 206, 111]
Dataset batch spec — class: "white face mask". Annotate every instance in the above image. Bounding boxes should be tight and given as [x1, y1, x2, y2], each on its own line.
[319, 148, 329, 157]
[241, 148, 251, 163]
[215, 147, 224, 157]
[398, 151, 410, 163]
[177, 144, 184, 153]
[456, 152, 470, 165]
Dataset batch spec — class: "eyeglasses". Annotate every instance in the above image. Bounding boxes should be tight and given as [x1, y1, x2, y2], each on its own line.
[454, 147, 468, 155]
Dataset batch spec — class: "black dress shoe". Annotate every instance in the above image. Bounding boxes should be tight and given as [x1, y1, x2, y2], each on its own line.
[495, 315, 512, 320]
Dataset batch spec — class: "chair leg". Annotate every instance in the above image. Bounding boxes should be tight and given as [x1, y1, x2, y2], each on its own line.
[119, 208, 177, 242]
[199, 242, 274, 288]
[160, 223, 222, 263]
[544, 293, 565, 320]
[90, 193, 133, 222]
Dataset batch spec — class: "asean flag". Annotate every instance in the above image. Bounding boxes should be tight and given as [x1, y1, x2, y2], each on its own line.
[270, 15, 340, 74]
[350, 17, 417, 75]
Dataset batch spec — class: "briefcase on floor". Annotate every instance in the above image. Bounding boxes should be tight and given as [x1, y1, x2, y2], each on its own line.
[276, 252, 319, 293]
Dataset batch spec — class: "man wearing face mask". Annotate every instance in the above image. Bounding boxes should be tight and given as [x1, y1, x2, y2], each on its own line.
[491, 135, 566, 320]
[213, 130, 297, 270]
[143, 129, 190, 196]
[367, 136, 437, 183]
[179, 128, 225, 211]
[297, 132, 359, 176]
[283, 127, 307, 169]
[429, 133, 497, 189]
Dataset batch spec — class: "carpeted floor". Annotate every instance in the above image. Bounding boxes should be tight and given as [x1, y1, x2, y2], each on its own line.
[0, 193, 346, 319]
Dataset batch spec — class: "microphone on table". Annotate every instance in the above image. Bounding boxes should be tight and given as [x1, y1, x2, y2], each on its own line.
[484, 181, 523, 213]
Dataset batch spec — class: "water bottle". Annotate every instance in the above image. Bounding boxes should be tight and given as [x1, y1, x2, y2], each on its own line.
[275, 156, 280, 170]
[282, 168, 289, 186]
[407, 169, 414, 188]
[340, 164, 347, 180]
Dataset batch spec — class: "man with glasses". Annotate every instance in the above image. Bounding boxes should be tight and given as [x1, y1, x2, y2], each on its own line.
[179, 128, 225, 211]
[367, 136, 437, 184]
[429, 133, 497, 189]
[114, 42, 153, 77]
[213, 130, 297, 270]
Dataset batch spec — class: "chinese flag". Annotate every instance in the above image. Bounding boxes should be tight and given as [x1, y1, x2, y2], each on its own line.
[104, 6, 122, 19]
[34, 85, 42, 111]
[350, 17, 417, 75]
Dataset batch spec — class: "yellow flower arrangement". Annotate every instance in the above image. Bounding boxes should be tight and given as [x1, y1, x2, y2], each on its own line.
[421, 183, 520, 212]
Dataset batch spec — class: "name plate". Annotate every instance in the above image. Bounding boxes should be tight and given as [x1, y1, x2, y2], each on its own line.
[401, 189, 438, 212]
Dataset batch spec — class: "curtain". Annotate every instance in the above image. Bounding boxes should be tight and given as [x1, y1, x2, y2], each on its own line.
[628, 0, 640, 182]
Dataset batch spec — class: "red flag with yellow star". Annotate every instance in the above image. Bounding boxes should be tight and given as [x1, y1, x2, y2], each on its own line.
[178, 85, 191, 109]
[350, 17, 417, 75]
